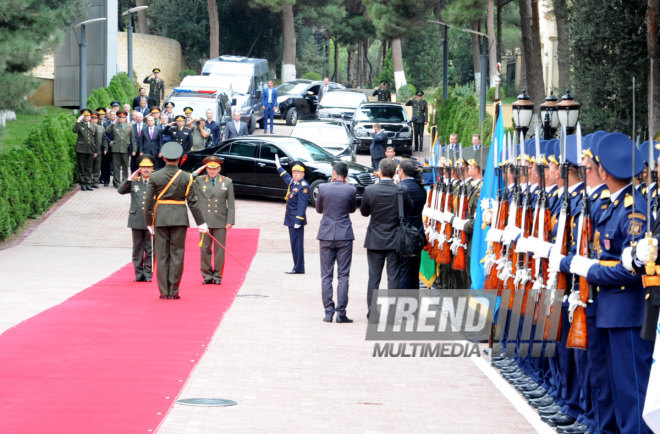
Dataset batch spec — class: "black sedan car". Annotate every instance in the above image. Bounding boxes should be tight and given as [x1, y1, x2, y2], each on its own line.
[351, 102, 413, 155]
[180, 136, 376, 205]
[275, 79, 344, 126]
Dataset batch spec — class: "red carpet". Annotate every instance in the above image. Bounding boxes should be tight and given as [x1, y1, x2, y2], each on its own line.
[0, 228, 259, 433]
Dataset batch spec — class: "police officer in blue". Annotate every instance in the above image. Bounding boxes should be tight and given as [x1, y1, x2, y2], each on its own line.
[554, 132, 653, 434]
[275, 155, 309, 274]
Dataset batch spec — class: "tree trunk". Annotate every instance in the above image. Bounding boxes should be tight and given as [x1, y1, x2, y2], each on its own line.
[496, 0, 502, 64]
[207, 0, 220, 59]
[518, 0, 545, 107]
[136, 0, 148, 34]
[347, 46, 354, 85]
[333, 39, 339, 82]
[648, 0, 660, 138]
[382, 40, 388, 69]
[281, 3, 297, 82]
[471, 23, 481, 92]
[391, 37, 406, 91]
[487, 0, 498, 88]
[364, 40, 373, 86]
[553, 0, 569, 89]
[357, 43, 362, 88]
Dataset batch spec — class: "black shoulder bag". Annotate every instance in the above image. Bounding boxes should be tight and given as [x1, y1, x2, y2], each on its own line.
[395, 185, 425, 257]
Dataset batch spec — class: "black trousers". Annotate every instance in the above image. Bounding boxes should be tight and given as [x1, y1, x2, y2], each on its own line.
[77, 152, 94, 187]
[288, 225, 305, 272]
[101, 151, 112, 185]
[366, 249, 401, 313]
[320, 240, 353, 315]
[413, 122, 424, 151]
[398, 251, 421, 289]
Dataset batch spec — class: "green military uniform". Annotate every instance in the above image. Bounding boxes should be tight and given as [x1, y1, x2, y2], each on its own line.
[195, 156, 235, 283]
[144, 143, 205, 299]
[372, 81, 392, 102]
[118, 154, 154, 282]
[143, 68, 165, 106]
[91, 115, 106, 186]
[105, 112, 136, 187]
[406, 92, 428, 152]
[72, 109, 100, 190]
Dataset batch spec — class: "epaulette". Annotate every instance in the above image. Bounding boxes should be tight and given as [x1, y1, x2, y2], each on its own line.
[624, 194, 634, 208]
[600, 190, 610, 200]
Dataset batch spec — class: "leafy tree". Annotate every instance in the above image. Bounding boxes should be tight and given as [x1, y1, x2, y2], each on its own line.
[0, 0, 84, 110]
[250, 0, 297, 81]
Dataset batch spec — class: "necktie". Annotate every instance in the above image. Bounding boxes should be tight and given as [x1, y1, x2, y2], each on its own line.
[138, 124, 141, 136]
[149, 127, 153, 139]
[212, 178, 216, 186]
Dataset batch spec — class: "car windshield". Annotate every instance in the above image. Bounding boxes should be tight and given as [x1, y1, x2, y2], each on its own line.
[165, 98, 218, 119]
[291, 124, 350, 148]
[278, 138, 335, 162]
[354, 105, 407, 122]
[277, 82, 310, 95]
[206, 74, 250, 94]
[319, 92, 365, 109]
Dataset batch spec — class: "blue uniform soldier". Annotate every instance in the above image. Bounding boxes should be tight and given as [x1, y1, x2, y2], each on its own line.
[275, 156, 309, 274]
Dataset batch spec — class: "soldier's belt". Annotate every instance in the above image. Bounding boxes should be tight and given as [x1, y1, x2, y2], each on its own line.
[642, 275, 660, 287]
[157, 200, 185, 205]
[599, 260, 620, 267]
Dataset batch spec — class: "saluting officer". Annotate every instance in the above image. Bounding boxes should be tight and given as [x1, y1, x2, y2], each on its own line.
[72, 108, 99, 191]
[118, 154, 155, 282]
[105, 110, 136, 188]
[373, 80, 392, 102]
[165, 114, 193, 154]
[406, 90, 428, 152]
[143, 67, 165, 107]
[193, 156, 235, 285]
[275, 156, 309, 274]
[144, 142, 207, 300]
[90, 110, 105, 188]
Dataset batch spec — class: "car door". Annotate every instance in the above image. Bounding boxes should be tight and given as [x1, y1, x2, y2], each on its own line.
[222, 139, 258, 191]
[304, 84, 321, 118]
[257, 141, 289, 197]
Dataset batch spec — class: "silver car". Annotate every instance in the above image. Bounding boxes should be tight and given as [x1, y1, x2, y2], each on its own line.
[290, 120, 356, 162]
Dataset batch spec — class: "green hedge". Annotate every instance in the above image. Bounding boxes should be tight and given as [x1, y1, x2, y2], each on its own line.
[86, 72, 138, 109]
[434, 93, 493, 148]
[301, 72, 321, 81]
[0, 113, 76, 240]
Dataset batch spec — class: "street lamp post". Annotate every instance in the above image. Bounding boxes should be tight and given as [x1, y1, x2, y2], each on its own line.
[73, 17, 107, 111]
[512, 89, 535, 138]
[122, 6, 148, 84]
[557, 90, 581, 135]
[539, 90, 559, 140]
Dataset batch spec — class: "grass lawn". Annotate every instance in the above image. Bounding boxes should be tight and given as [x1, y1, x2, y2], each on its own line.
[0, 106, 72, 154]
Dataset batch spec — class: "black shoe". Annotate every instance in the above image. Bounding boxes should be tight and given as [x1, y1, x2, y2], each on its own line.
[529, 395, 555, 408]
[171, 295, 180, 300]
[203, 279, 213, 284]
[517, 383, 542, 393]
[558, 422, 589, 433]
[104, 183, 109, 187]
[538, 404, 563, 416]
[285, 269, 304, 274]
[159, 295, 168, 300]
[523, 388, 548, 400]
[144, 277, 152, 282]
[323, 312, 334, 323]
[91, 184, 99, 189]
[541, 414, 575, 427]
[213, 279, 222, 285]
[493, 359, 516, 368]
[336, 315, 353, 323]
[135, 276, 145, 282]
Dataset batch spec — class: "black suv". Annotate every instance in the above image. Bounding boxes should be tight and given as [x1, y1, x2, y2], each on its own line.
[351, 102, 413, 155]
[275, 79, 344, 126]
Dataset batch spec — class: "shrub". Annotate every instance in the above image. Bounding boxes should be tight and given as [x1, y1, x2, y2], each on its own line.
[434, 94, 493, 148]
[397, 84, 416, 101]
[179, 69, 197, 80]
[301, 72, 321, 81]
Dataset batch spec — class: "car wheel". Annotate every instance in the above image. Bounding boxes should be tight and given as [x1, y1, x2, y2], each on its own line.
[308, 179, 326, 206]
[248, 115, 256, 134]
[286, 107, 299, 126]
[257, 118, 264, 129]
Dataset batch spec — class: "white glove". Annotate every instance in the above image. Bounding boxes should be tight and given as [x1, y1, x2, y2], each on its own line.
[422, 206, 431, 218]
[502, 225, 521, 246]
[569, 255, 598, 278]
[532, 240, 554, 259]
[453, 218, 467, 231]
[485, 228, 503, 243]
[275, 154, 281, 169]
[198, 223, 209, 233]
[548, 250, 565, 273]
[515, 237, 530, 253]
[482, 209, 492, 226]
[444, 211, 455, 224]
[294, 223, 301, 229]
[635, 237, 659, 265]
[622, 246, 634, 272]
[147, 226, 154, 235]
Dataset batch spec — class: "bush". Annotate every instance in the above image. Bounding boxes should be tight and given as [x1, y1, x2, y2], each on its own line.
[301, 72, 321, 81]
[179, 69, 197, 80]
[487, 86, 506, 102]
[434, 94, 493, 148]
[0, 113, 76, 240]
[452, 82, 475, 99]
[397, 84, 416, 101]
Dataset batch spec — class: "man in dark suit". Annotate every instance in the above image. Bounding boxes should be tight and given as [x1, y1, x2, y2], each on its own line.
[262, 80, 278, 134]
[225, 111, 249, 139]
[131, 112, 146, 172]
[318, 76, 331, 102]
[139, 115, 162, 161]
[397, 160, 426, 289]
[370, 123, 388, 170]
[133, 87, 150, 109]
[315, 161, 357, 323]
[360, 158, 412, 314]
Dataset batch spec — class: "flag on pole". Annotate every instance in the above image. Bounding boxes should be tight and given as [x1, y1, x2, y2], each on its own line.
[643, 316, 660, 432]
[470, 104, 504, 290]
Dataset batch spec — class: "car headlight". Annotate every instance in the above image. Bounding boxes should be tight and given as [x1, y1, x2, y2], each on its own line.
[399, 131, 412, 138]
[354, 128, 370, 138]
[347, 177, 358, 185]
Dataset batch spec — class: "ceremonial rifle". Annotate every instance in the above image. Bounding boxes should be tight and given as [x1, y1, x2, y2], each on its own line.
[485, 138, 509, 289]
[502, 133, 522, 306]
[532, 129, 552, 324]
[437, 145, 454, 264]
[451, 145, 469, 271]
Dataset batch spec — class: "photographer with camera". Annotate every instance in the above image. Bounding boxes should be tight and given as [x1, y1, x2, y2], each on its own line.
[191, 118, 212, 151]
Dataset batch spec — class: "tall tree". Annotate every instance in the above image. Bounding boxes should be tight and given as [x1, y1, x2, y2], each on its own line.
[208, 0, 220, 59]
[552, 0, 570, 88]
[648, 0, 660, 136]
[251, 0, 297, 81]
[486, 0, 498, 87]
[136, 0, 148, 34]
[0, 0, 83, 110]
[517, 0, 545, 107]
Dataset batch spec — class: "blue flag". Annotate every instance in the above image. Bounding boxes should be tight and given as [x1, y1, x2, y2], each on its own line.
[470, 104, 504, 290]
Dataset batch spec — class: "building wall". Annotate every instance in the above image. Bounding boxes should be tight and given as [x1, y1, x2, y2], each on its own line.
[116, 32, 184, 87]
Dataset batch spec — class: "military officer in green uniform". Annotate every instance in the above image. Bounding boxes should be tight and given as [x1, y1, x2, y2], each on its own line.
[144, 142, 206, 300]
[72, 108, 99, 191]
[165, 115, 193, 154]
[118, 154, 156, 282]
[91, 108, 107, 187]
[192, 156, 235, 285]
[143, 67, 165, 107]
[372, 80, 392, 102]
[406, 90, 428, 152]
[105, 110, 136, 188]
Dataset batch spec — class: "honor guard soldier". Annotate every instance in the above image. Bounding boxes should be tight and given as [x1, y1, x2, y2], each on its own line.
[144, 67, 165, 107]
[554, 132, 652, 434]
[118, 154, 156, 282]
[73, 108, 99, 191]
[372, 80, 392, 102]
[193, 156, 235, 285]
[144, 142, 206, 300]
[275, 156, 309, 274]
[165, 115, 193, 154]
[406, 90, 428, 152]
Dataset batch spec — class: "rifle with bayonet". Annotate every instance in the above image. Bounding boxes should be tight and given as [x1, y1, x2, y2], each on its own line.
[437, 145, 454, 265]
[501, 133, 522, 305]
[485, 138, 509, 290]
[513, 132, 534, 316]
[452, 145, 469, 271]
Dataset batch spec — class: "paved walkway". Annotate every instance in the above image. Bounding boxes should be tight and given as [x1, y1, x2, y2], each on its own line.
[0, 127, 549, 433]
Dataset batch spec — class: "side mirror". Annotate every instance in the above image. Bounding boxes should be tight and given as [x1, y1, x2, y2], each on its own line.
[279, 156, 291, 165]
[231, 98, 237, 106]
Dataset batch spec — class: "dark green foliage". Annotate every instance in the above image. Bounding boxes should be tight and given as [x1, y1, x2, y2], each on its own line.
[568, 0, 648, 133]
[397, 84, 416, 100]
[377, 47, 394, 85]
[301, 72, 322, 80]
[434, 93, 492, 147]
[86, 73, 136, 109]
[487, 86, 506, 102]
[0, 113, 76, 240]
[179, 69, 197, 80]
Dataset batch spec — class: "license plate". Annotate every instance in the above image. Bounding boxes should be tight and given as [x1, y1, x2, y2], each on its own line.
[387, 139, 392, 144]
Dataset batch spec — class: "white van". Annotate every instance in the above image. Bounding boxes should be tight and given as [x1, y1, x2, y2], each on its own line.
[201, 55, 269, 133]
